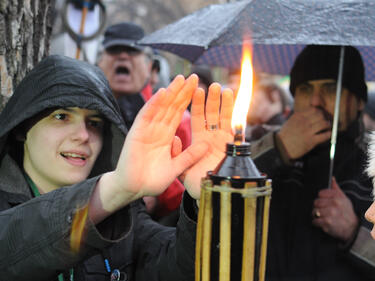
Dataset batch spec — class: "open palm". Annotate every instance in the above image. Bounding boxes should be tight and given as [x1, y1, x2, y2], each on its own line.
[115, 75, 209, 199]
[183, 83, 234, 199]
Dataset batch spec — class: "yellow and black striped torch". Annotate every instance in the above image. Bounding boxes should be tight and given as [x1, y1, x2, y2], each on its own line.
[195, 40, 272, 281]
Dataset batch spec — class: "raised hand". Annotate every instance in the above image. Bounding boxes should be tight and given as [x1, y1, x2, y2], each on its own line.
[114, 74, 211, 198]
[312, 177, 359, 242]
[183, 83, 234, 199]
[90, 77, 233, 223]
[277, 107, 331, 160]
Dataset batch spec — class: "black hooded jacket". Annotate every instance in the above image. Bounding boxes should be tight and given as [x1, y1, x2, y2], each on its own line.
[0, 55, 197, 281]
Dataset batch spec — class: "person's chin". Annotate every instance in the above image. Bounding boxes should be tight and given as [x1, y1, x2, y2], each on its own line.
[63, 173, 89, 186]
[113, 85, 135, 96]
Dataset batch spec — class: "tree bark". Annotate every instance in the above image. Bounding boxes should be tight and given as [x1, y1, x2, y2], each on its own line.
[0, 0, 55, 111]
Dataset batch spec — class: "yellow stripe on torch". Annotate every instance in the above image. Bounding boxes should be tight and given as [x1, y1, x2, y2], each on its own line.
[220, 180, 232, 281]
[202, 185, 213, 281]
[242, 182, 257, 281]
[70, 205, 89, 253]
[259, 180, 272, 281]
[196, 182, 207, 281]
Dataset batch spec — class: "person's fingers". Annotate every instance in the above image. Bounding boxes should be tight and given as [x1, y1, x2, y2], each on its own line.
[312, 206, 331, 222]
[312, 208, 323, 219]
[311, 130, 331, 146]
[205, 83, 221, 127]
[301, 107, 325, 120]
[134, 88, 167, 125]
[310, 119, 331, 135]
[172, 141, 209, 176]
[148, 74, 188, 125]
[171, 136, 182, 158]
[331, 177, 344, 195]
[317, 188, 335, 198]
[149, 75, 186, 123]
[164, 74, 198, 126]
[163, 74, 186, 105]
[311, 216, 327, 232]
[220, 88, 234, 133]
[314, 197, 332, 208]
[191, 87, 206, 133]
[128, 75, 197, 143]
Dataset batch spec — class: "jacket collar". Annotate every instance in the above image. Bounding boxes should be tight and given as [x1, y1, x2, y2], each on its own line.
[0, 153, 32, 198]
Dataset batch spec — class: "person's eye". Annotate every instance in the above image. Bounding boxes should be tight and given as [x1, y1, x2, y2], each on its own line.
[54, 113, 68, 120]
[323, 83, 337, 95]
[297, 84, 312, 94]
[87, 119, 104, 130]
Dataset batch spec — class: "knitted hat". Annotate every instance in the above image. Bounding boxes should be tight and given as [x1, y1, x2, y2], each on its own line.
[289, 45, 367, 102]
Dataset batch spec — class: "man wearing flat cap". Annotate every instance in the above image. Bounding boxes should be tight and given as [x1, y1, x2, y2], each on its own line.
[252, 45, 375, 280]
[98, 22, 153, 129]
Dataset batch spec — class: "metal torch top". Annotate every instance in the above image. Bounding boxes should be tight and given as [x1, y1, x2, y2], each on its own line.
[209, 142, 266, 188]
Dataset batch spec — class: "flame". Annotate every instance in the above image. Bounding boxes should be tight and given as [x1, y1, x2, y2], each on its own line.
[231, 41, 254, 139]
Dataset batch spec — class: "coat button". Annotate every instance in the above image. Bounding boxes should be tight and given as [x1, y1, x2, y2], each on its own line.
[110, 269, 127, 281]
[110, 269, 120, 281]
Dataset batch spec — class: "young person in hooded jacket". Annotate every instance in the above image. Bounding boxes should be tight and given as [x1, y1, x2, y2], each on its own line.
[0, 55, 234, 281]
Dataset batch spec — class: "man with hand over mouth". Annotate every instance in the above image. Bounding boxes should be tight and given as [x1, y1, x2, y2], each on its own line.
[252, 45, 375, 281]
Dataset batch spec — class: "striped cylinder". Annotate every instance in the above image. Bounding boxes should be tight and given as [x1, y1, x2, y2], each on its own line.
[195, 142, 272, 281]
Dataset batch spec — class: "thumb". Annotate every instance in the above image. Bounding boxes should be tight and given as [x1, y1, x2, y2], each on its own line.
[171, 136, 182, 158]
[172, 141, 209, 175]
[331, 177, 344, 195]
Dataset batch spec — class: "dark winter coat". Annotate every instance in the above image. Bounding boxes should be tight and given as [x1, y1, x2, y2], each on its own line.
[117, 93, 145, 130]
[0, 55, 197, 281]
[252, 120, 375, 281]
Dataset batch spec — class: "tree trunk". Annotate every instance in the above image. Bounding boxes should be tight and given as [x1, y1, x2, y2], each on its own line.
[0, 0, 55, 111]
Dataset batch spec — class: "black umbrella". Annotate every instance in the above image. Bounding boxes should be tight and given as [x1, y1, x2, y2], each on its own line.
[140, 0, 375, 80]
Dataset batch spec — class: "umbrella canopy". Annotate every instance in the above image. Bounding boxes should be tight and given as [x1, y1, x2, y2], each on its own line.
[140, 0, 375, 80]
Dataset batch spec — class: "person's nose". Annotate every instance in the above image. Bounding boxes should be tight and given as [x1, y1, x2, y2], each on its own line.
[117, 50, 131, 60]
[71, 121, 90, 143]
[310, 87, 324, 108]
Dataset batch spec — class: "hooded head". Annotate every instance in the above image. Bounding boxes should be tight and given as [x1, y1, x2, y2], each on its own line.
[289, 45, 367, 132]
[0, 55, 127, 182]
[289, 45, 367, 102]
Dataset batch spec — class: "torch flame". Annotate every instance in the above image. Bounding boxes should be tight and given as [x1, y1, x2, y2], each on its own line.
[231, 41, 254, 142]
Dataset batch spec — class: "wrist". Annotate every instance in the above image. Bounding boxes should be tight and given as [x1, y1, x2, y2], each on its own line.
[275, 132, 294, 164]
[88, 172, 141, 224]
[343, 215, 360, 243]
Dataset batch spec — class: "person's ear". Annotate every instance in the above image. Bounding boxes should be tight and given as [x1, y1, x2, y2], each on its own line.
[97, 54, 104, 68]
[145, 55, 153, 72]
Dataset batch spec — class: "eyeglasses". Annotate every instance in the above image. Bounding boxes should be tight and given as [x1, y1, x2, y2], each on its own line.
[105, 45, 142, 56]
